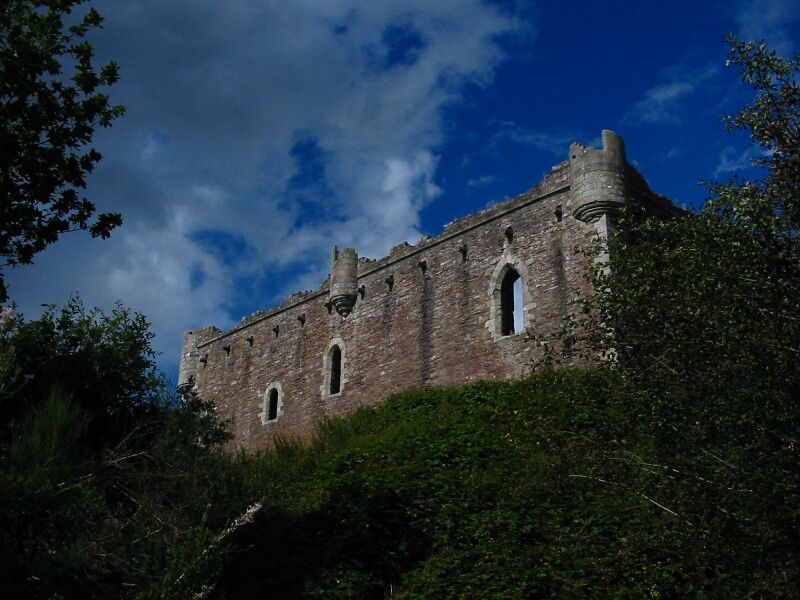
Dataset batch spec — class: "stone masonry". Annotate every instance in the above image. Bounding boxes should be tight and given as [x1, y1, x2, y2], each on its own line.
[179, 130, 678, 451]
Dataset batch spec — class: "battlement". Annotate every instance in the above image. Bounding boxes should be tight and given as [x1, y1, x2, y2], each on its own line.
[180, 131, 678, 450]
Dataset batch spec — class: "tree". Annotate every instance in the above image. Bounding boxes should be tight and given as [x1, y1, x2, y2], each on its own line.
[589, 35, 800, 397]
[0, 301, 231, 598]
[0, 297, 163, 448]
[0, 0, 125, 301]
[709, 34, 800, 236]
[543, 35, 800, 596]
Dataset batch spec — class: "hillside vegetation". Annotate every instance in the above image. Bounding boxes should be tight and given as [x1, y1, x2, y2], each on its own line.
[208, 369, 798, 598]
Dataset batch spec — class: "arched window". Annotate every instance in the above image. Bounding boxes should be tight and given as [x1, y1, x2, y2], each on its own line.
[267, 388, 279, 421]
[329, 345, 342, 395]
[487, 256, 530, 341]
[500, 268, 525, 335]
[260, 382, 283, 425]
[322, 338, 346, 397]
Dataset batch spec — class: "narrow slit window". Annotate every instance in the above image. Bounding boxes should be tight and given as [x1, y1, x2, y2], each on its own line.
[329, 345, 342, 395]
[500, 268, 525, 336]
[267, 388, 279, 421]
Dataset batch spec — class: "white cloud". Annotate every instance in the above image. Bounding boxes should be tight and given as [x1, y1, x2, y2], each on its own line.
[734, 0, 800, 55]
[466, 175, 499, 188]
[623, 64, 719, 126]
[489, 121, 576, 155]
[137, 132, 168, 162]
[6, 0, 527, 372]
[713, 145, 771, 177]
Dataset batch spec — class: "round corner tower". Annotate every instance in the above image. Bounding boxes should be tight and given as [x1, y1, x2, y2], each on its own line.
[568, 129, 629, 223]
[178, 326, 220, 389]
[178, 329, 201, 389]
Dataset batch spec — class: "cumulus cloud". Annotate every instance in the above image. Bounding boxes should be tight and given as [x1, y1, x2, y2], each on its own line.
[623, 64, 719, 126]
[6, 0, 526, 372]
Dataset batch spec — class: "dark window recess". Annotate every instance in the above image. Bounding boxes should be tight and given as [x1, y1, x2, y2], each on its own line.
[459, 245, 468, 262]
[330, 346, 342, 394]
[273, 325, 279, 338]
[325, 302, 333, 315]
[385, 274, 394, 292]
[504, 226, 514, 244]
[267, 389, 279, 421]
[246, 336, 254, 347]
[358, 285, 366, 299]
[500, 268, 521, 336]
[554, 205, 563, 222]
[200, 354, 208, 366]
[223, 345, 231, 356]
[418, 260, 427, 274]
[298, 314, 306, 328]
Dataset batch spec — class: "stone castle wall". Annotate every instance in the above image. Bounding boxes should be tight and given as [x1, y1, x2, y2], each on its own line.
[180, 131, 676, 451]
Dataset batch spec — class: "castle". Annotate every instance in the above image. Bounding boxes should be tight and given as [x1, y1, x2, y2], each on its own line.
[179, 130, 677, 450]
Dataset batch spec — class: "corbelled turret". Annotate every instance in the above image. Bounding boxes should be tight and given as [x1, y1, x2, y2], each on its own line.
[568, 129, 629, 222]
[329, 245, 358, 317]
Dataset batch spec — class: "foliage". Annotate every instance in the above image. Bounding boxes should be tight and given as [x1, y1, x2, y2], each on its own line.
[0, 0, 125, 301]
[0, 302, 232, 599]
[1, 297, 164, 448]
[711, 33, 800, 236]
[532, 33, 800, 598]
[203, 369, 797, 598]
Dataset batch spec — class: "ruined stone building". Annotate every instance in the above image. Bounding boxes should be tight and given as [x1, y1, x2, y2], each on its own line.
[179, 130, 677, 451]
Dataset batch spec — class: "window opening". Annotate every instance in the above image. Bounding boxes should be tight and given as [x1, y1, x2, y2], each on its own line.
[385, 274, 394, 292]
[504, 226, 514, 244]
[459, 245, 468, 262]
[298, 314, 306, 328]
[554, 205, 563, 222]
[513, 276, 524, 333]
[418, 260, 427, 274]
[500, 268, 524, 335]
[267, 388, 279, 421]
[330, 345, 342, 395]
[272, 325, 279, 338]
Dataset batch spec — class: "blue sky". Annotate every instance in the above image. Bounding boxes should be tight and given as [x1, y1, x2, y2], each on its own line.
[6, 0, 799, 377]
